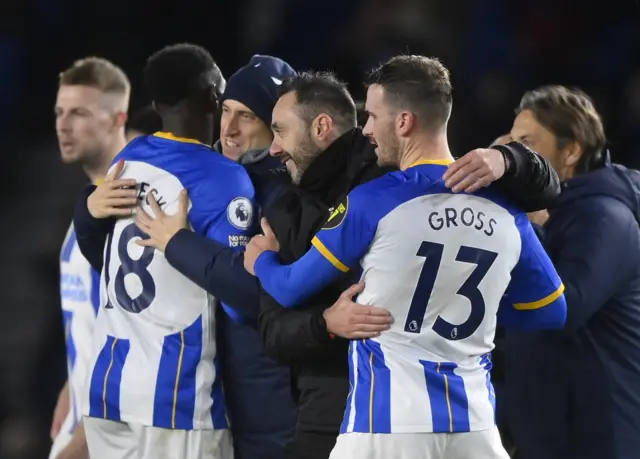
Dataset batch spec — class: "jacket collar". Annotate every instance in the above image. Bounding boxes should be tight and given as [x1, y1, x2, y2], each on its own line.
[297, 128, 378, 206]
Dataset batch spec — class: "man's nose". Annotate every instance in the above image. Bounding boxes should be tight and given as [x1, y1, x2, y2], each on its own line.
[222, 116, 239, 137]
[362, 117, 374, 137]
[270, 141, 283, 156]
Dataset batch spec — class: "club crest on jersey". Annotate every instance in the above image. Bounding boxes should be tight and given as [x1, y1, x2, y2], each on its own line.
[323, 197, 348, 230]
[227, 197, 253, 230]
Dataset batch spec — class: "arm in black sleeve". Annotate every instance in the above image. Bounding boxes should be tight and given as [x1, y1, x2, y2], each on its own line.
[491, 141, 561, 212]
[73, 184, 114, 272]
[258, 290, 343, 366]
[164, 229, 261, 321]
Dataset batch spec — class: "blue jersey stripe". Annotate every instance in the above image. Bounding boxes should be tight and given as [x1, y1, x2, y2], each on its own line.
[368, 340, 392, 433]
[340, 342, 356, 434]
[60, 228, 76, 262]
[352, 340, 392, 433]
[62, 310, 77, 371]
[421, 360, 470, 432]
[210, 354, 230, 429]
[353, 340, 372, 432]
[480, 353, 496, 422]
[153, 316, 202, 429]
[88, 336, 130, 421]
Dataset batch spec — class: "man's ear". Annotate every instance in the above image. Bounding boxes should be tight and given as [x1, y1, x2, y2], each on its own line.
[396, 111, 415, 137]
[564, 140, 583, 168]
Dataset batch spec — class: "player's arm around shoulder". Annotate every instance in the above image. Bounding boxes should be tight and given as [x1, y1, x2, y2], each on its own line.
[490, 142, 561, 212]
[311, 180, 382, 268]
[497, 213, 567, 330]
[74, 161, 138, 271]
[444, 142, 560, 212]
[247, 185, 376, 308]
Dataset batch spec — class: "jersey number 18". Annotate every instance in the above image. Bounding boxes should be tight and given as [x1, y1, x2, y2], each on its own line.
[104, 223, 157, 313]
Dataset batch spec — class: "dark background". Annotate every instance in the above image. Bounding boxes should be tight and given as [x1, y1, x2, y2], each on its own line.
[0, 1, 638, 457]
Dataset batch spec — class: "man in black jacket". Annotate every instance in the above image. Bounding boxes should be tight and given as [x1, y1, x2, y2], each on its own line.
[257, 71, 560, 459]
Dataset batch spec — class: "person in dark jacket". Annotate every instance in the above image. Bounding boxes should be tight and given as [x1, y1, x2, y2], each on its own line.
[209, 55, 298, 459]
[254, 72, 562, 459]
[74, 72, 560, 459]
[506, 85, 640, 459]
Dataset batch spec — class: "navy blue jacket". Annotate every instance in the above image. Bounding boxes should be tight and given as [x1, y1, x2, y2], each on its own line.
[506, 160, 640, 459]
[165, 148, 287, 323]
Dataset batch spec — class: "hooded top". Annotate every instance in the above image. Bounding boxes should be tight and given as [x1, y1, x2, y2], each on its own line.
[506, 156, 640, 459]
[557, 160, 640, 226]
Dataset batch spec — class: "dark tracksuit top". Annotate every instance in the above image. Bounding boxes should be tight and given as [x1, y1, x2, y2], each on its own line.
[506, 158, 640, 459]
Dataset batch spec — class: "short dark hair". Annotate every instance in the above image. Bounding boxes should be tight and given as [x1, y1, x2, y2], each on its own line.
[144, 43, 223, 107]
[517, 85, 606, 173]
[365, 55, 452, 131]
[127, 105, 162, 135]
[279, 71, 357, 134]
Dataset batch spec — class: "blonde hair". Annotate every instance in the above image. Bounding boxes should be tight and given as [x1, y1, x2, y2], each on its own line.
[59, 57, 130, 111]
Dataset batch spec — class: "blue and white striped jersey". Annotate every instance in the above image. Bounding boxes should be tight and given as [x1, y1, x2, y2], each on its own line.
[59, 223, 100, 436]
[82, 132, 256, 430]
[255, 160, 566, 434]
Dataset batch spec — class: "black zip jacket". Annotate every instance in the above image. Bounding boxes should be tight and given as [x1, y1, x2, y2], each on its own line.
[257, 128, 561, 437]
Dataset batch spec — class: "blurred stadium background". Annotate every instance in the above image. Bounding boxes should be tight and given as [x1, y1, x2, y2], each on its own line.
[0, 1, 637, 457]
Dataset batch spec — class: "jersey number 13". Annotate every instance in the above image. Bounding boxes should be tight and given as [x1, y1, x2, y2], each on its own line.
[404, 241, 497, 340]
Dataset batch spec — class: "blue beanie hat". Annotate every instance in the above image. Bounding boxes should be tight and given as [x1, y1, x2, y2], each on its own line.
[221, 55, 296, 127]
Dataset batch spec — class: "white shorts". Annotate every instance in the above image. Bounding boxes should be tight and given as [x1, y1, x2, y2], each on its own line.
[83, 416, 233, 459]
[329, 426, 510, 459]
[49, 411, 76, 459]
[49, 431, 72, 459]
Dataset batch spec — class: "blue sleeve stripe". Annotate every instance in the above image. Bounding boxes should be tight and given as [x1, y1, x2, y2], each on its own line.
[514, 283, 565, 310]
[311, 236, 349, 273]
[153, 316, 202, 429]
[88, 336, 130, 421]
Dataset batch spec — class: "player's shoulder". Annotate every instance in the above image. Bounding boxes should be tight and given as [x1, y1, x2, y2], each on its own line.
[122, 133, 244, 174]
[472, 185, 524, 218]
[336, 167, 431, 230]
[119, 133, 252, 196]
[347, 163, 446, 215]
